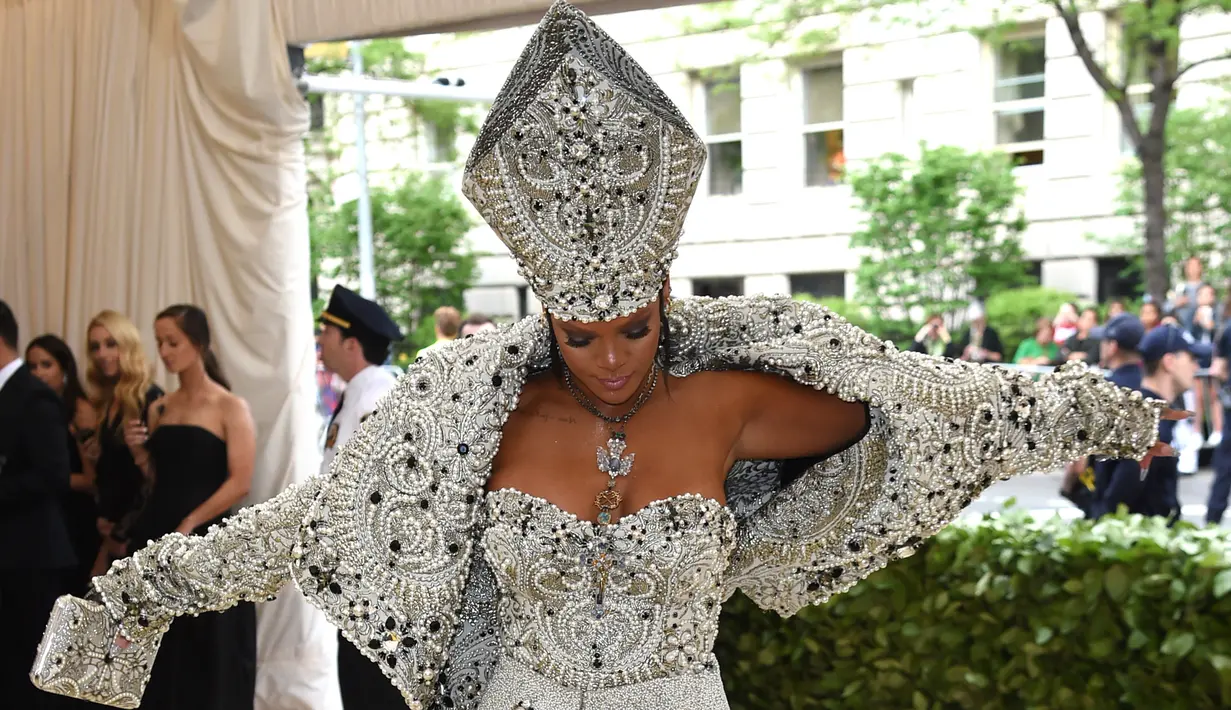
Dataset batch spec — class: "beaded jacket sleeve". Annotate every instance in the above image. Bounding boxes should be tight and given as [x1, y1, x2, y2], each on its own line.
[666, 296, 1163, 617]
[88, 474, 324, 642]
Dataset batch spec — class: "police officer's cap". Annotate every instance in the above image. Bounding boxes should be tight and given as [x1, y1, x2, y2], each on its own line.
[319, 286, 403, 344]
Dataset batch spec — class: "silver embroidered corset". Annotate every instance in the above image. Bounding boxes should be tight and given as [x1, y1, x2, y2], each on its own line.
[481, 489, 736, 690]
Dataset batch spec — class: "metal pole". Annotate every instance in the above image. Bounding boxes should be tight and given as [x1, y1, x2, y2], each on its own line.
[351, 42, 377, 300]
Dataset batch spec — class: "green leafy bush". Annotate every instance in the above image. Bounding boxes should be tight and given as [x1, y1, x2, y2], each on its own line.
[716, 511, 1231, 709]
[984, 287, 1080, 362]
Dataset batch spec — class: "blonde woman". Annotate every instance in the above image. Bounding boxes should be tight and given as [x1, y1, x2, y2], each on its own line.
[83, 310, 163, 576]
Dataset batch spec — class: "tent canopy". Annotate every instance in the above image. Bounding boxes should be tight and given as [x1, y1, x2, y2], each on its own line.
[279, 0, 716, 43]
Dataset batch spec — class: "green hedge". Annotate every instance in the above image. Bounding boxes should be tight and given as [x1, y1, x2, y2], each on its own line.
[716, 510, 1231, 709]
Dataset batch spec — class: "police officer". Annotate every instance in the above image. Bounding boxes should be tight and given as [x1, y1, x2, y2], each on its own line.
[1060, 313, 1145, 516]
[1206, 321, 1231, 524]
[316, 286, 406, 709]
[1123, 325, 1208, 522]
[1080, 314, 1197, 520]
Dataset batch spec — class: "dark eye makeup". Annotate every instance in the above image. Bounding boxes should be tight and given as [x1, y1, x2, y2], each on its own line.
[562, 320, 652, 348]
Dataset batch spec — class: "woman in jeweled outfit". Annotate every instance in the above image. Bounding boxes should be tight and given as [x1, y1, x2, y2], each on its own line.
[39, 3, 1180, 710]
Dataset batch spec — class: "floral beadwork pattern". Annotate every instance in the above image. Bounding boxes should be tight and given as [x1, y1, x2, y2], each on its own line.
[482, 490, 734, 689]
[462, 1, 706, 323]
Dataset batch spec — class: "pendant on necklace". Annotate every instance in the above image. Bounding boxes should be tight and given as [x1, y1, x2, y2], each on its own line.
[594, 431, 633, 524]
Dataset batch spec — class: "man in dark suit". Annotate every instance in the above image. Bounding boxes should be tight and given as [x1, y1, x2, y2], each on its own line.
[0, 299, 75, 707]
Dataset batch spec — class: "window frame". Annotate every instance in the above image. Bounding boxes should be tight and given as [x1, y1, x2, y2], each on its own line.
[991, 32, 1047, 165]
[1117, 25, 1153, 156]
[698, 68, 745, 197]
[799, 61, 846, 187]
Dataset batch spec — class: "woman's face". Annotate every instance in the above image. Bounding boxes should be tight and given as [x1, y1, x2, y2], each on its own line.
[551, 299, 661, 407]
[87, 325, 121, 378]
[155, 317, 198, 375]
[1198, 285, 1216, 307]
[1035, 320, 1054, 342]
[26, 345, 65, 394]
[1141, 303, 1161, 329]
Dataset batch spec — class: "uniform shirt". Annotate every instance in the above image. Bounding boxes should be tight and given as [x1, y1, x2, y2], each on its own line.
[1219, 326, 1231, 406]
[1130, 385, 1180, 520]
[1090, 363, 1146, 519]
[320, 364, 398, 476]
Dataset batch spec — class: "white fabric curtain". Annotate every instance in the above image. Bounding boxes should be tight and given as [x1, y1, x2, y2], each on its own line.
[276, 0, 712, 42]
[1, 0, 716, 707]
[0, 1, 337, 707]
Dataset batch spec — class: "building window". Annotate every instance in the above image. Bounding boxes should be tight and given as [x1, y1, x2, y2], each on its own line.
[802, 65, 845, 186]
[1119, 94, 1151, 155]
[309, 94, 326, 132]
[790, 272, 845, 299]
[1119, 39, 1152, 156]
[692, 277, 744, 298]
[425, 120, 458, 163]
[1026, 260, 1043, 285]
[703, 70, 743, 196]
[516, 285, 529, 321]
[1096, 256, 1141, 303]
[992, 35, 1046, 166]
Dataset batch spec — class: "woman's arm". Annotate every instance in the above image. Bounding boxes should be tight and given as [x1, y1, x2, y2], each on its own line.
[111, 398, 164, 545]
[70, 398, 99, 494]
[175, 396, 255, 535]
[728, 372, 869, 464]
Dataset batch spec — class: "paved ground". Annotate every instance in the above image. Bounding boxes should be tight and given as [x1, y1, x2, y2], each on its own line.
[965, 466, 1227, 526]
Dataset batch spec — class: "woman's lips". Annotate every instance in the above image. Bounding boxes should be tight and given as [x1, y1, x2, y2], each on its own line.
[597, 375, 630, 391]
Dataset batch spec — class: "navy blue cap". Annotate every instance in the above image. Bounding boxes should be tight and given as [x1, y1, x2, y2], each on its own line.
[319, 286, 403, 343]
[1139, 324, 1213, 362]
[1090, 313, 1145, 350]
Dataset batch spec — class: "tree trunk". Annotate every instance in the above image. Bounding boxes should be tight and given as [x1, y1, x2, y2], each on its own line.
[1139, 137, 1169, 306]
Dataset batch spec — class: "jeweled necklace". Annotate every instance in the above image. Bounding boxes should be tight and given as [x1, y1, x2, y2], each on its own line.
[563, 362, 659, 526]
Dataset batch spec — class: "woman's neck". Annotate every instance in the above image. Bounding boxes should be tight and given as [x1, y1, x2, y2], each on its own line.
[178, 362, 210, 393]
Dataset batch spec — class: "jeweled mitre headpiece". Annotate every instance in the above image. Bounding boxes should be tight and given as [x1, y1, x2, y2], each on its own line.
[462, 0, 707, 322]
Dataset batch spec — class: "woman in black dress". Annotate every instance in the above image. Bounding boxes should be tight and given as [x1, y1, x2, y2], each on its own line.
[122, 304, 257, 710]
[25, 334, 100, 594]
[84, 310, 163, 577]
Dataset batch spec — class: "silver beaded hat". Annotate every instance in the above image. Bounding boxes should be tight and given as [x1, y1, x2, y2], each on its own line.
[462, 0, 707, 322]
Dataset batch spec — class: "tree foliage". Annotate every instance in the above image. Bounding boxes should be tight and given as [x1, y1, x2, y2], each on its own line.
[849, 144, 1031, 328]
[312, 172, 478, 360]
[1116, 103, 1231, 286]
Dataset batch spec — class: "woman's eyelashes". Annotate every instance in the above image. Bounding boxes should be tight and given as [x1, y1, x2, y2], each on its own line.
[562, 325, 652, 349]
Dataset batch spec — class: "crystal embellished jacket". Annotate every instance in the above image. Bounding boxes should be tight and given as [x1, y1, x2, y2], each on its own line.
[89, 296, 1162, 708]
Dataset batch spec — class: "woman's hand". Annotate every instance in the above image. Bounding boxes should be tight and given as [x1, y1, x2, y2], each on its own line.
[81, 436, 101, 463]
[174, 518, 198, 537]
[91, 546, 111, 578]
[1140, 408, 1193, 470]
[123, 419, 148, 452]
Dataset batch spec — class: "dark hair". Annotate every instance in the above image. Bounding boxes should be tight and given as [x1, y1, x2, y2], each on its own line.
[434, 306, 462, 338]
[1144, 358, 1164, 377]
[25, 334, 88, 424]
[463, 313, 494, 328]
[547, 294, 672, 385]
[355, 335, 391, 367]
[0, 299, 17, 350]
[156, 304, 230, 390]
